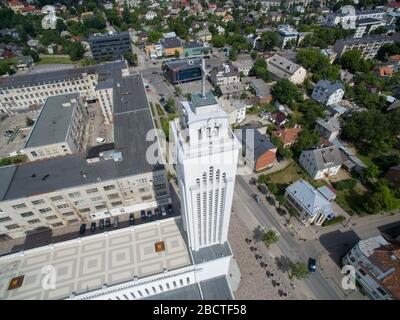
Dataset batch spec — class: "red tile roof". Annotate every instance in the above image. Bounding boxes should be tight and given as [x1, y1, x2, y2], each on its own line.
[272, 127, 301, 146]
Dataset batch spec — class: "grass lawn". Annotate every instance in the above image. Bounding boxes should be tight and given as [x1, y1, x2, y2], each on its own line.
[38, 56, 76, 65]
[335, 183, 367, 216]
[262, 160, 326, 195]
[156, 104, 165, 116]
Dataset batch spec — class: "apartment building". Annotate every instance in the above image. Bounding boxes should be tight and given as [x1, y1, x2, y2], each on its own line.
[23, 93, 87, 161]
[209, 62, 240, 87]
[88, 31, 132, 62]
[0, 61, 126, 118]
[334, 35, 393, 59]
[0, 74, 171, 239]
[277, 24, 299, 48]
[266, 54, 307, 84]
[343, 235, 400, 300]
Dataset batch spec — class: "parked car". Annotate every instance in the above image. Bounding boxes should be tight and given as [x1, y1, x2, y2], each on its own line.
[308, 258, 317, 272]
[147, 210, 153, 220]
[96, 137, 107, 144]
[99, 219, 105, 230]
[113, 217, 119, 228]
[129, 214, 135, 225]
[155, 208, 160, 218]
[140, 210, 146, 220]
[90, 222, 96, 233]
[79, 224, 86, 235]
[161, 206, 167, 217]
[105, 219, 111, 228]
[252, 193, 261, 203]
[90, 114, 95, 120]
[167, 204, 173, 215]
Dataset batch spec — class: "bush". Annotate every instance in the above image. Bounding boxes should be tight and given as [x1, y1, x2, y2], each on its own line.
[322, 215, 345, 226]
[334, 179, 357, 191]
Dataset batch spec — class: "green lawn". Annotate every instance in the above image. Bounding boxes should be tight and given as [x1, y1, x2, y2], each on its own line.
[38, 56, 76, 65]
[335, 184, 367, 216]
[263, 160, 326, 194]
[156, 104, 165, 116]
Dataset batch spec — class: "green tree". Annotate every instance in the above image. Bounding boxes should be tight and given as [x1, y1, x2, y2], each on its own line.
[263, 230, 279, 247]
[211, 34, 225, 47]
[276, 195, 287, 208]
[124, 52, 138, 66]
[289, 262, 310, 280]
[174, 50, 180, 59]
[272, 79, 302, 104]
[260, 31, 278, 51]
[294, 129, 319, 154]
[148, 30, 163, 43]
[341, 50, 375, 73]
[26, 117, 34, 126]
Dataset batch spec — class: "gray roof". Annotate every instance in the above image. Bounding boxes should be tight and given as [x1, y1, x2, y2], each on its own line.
[88, 31, 129, 42]
[314, 80, 344, 96]
[24, 93, 79, 149]
[191, 91, 217, 109]
[315, 117, 341, 133]
[236, 125, 276, 159]
[143, 283, 202, 300]
[0, 61, 125, 89]
[0, 165, 16, 200]
[286, 179, 333, 217]
[95, 78, 114, 90]
[164, 57, 202, 70]
[301, 146, 343, 170]
[334, 35, 393, 47]
[250, 78, 272, 97]
[0, 74, 162, 201]
[200, 276, 234, 300]
[184, 40, 205, 49]
[356, 18, 383, 25]
[160, 36, 182, 49]
[191, 242, 232, 264]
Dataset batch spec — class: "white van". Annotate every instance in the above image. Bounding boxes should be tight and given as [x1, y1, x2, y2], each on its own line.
[96, 137, 107, 144]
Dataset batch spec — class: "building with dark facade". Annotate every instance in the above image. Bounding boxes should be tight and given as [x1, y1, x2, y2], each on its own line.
[164, 58, 203, 84]
[89, 31, 132, 62]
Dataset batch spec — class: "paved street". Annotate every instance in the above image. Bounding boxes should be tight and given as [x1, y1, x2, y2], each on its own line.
[232, 174, 359, 300]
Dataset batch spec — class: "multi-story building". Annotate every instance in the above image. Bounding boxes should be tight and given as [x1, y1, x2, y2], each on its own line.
[209, 62, 240, 87]
[266, 54, 307, 84]
[315, 117, 341, 142]
[88, 31, 132, 62]
[164, 58, 203, 84]
[299, 146, 343, 180]
[312, 80, 345, 106]
[95, 77, 114, 124]
[285, 179, 333, 226]
[160, 36, 184, 57]
[23, 93, 87, 161]
[325, 8, 386, 29]
[0, 74, 171, 239]
[171, 85, 241, 251]
[0, 61, 126, 117]
[277, 25, 299, 48]
[183, 40, 211, 57]
[219, 99, 247, 124]
[354, 18, 386, 38]
[342, 235, 400, 300]
[232, 58, 253, 76]
[334, 35, 393, 59]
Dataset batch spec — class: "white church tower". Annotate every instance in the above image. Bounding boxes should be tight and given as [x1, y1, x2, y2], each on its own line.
[171, 61, 241, 251]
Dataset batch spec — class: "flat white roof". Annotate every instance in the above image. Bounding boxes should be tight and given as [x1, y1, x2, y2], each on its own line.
[0, 218, 192, 300]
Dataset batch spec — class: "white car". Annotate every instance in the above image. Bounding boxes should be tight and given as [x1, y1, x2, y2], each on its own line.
[96, 137, 107, 144]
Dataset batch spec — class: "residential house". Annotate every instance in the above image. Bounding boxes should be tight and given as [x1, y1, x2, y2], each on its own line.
[268, 111, 288, 127]
[247, 34, 263, 51]
[312, 80, 345, 106]
[209, 62, 240, 87]
[215, 8, 227, 17]
[272, 127, 301, 148]
[236, 125, 277, 171]
[220, 99, 247, 124]
[340, 69, 355, 85]
[196, 30, 212, 42]
[266, 54, 307, 84]
[315, 117, 341, 141]
[277, 25, 299, 48]
[343, 235, 400, 300]
[285, 179, 333, 226]
[249, 78, 273, 104]
[299, 146, 343, 180]
[222, 14, 234, 23]
[375, 65, 394, 78]
[268, 11, 283, 23]
[145, 10, 157, 20]
[233, 58, 253, 76]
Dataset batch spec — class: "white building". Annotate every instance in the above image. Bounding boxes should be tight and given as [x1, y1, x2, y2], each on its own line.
[312, 80, 345, 106]
[266, 54, 307, 84]
[285, 179, 333, 226]
[209, 62, 240, 87]
[219, 98, 247, 124]
[0, 61, 126, 120]
[23, 93, 87, 161]
[277, 24, 299, 48]
[342, 235, 400, 300]
[171, 76, 241, 251]
[232, 58, 253, 76]
[299, 146, 343, 180]
[145, 10, 157, 20]
[315, 117, 341, 142]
